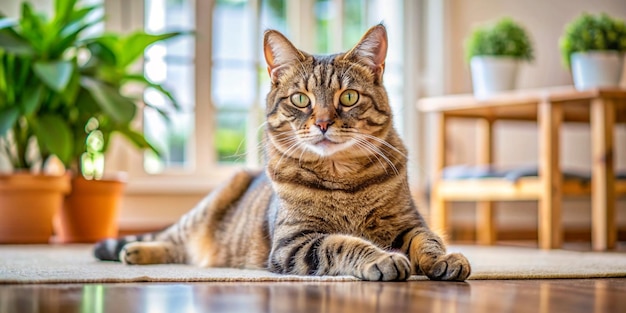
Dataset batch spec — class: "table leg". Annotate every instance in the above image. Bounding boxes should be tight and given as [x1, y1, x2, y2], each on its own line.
[591, 98, 616, 251]
[430, 113, 448, 237]
[538, 101, 562, 250]
[477, 118, 496, 245]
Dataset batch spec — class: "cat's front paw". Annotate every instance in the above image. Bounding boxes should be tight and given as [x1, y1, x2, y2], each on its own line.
[360, 252, 411, 281]
[421, 253, 471, 281]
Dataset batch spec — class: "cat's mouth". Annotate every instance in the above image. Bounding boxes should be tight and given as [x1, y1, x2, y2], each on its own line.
[306, 137, 354, 156]
[315, 138, 336, 146]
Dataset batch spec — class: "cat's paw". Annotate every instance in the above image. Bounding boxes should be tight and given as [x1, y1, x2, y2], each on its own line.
[421, 253, 471, 281]
[119, 242, 168, 265]
[360, 252, 411, 281]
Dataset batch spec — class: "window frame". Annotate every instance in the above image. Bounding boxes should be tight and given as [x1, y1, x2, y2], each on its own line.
[102, 0, 427, 195]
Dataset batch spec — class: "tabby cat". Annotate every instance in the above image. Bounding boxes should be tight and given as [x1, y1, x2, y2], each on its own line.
[94, 24, 471, 281]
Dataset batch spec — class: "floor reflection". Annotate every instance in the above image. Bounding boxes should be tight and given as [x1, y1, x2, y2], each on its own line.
[1, 279, 625, 313]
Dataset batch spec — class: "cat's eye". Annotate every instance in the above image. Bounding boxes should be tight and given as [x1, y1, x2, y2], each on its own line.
[290, 93, 310, 108]
[339, 89, 359, 107]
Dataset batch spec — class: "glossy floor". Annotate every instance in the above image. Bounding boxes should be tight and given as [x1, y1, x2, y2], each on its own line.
[1, 279, 625, 313]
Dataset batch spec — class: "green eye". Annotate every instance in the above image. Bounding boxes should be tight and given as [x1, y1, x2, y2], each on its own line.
[290, 93, 310, 108]
[339, 89, 359, 107]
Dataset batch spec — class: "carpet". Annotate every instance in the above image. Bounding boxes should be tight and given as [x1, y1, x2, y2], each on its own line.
[1, 244, 625, 284]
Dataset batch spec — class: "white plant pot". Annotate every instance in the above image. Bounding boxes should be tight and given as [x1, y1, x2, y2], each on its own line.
[570, 51, 624, 90]
[470, 56, 519, 99]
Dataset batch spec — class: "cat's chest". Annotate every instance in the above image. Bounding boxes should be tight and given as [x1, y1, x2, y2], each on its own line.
[277, 187, 403, 238]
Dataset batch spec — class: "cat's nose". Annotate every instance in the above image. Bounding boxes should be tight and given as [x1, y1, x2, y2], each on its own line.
[315, 119, 334, 134]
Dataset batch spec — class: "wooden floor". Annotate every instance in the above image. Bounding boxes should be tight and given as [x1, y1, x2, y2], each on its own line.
[2, 242, 625, 313]
[2, 279, 626, 313]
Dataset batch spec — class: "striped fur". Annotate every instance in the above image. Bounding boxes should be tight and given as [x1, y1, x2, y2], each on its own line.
[94, 25, 471, 281]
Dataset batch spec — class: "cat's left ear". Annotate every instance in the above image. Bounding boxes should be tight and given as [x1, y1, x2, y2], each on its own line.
[343, 24, 388, 82]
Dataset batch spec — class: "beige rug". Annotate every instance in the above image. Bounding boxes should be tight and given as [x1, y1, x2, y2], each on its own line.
[1, 244, 625, 284]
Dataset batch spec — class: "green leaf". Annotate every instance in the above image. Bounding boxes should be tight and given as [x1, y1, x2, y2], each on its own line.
[19, 2, 46, 48]
[21, 85, 43, 115]
[54, 0, 79, 25]
[117, 126, 160, 156]
[31, 114, 74, 165]
[118, 31, 184, 67]
[85, 40, 117, 66]
[123, 74, 181, 110]
[0, 28, 34, 55]
[33, 60, 74, 92]
[0, 106, 19, 136]
[81, 77, 136, 124]
[54, 4, 103, 51]
[74, 86, 99, 115]
[66, 4, 100, 25]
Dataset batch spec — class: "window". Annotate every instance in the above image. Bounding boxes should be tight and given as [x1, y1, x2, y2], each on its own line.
[143, 0, 196, 173]
[104, 0, 414, 194]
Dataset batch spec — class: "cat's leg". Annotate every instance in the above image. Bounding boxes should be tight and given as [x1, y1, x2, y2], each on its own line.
[94, 232, 187, 265]
[120, 241, 185, 265]
[269, 234, 411, 281]
[394, 227, 471, 281]
[94, 169, 261, 266]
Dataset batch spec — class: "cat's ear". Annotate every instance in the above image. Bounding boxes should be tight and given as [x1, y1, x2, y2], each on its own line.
[264, 30, 306, 83]
[343, 24, 388, 81]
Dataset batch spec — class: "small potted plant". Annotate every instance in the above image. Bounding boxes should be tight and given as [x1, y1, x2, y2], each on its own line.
[559, 13, 626, 90]
[464, 17, 534, 98]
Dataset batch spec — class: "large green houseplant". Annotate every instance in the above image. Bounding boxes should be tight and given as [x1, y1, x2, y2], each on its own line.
[0, 0, 183, 243]
[0, 0, 93, 242]
[559, 13, 626, 90]
[464, 17, 534, 98]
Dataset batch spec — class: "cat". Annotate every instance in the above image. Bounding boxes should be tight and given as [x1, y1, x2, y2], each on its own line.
[94, 24, 471, 282]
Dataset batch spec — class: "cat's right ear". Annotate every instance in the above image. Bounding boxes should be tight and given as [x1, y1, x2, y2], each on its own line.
[263, 30, 305, 83]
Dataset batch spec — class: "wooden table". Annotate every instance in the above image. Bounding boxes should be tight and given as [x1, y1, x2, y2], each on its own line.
[418, 86, 626, 250]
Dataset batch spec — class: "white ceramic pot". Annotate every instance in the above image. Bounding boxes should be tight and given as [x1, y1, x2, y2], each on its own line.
[570, 51, 624, 90]
[470, 56, 519, 99]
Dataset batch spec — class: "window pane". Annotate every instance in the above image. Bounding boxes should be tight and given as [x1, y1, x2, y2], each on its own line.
[143, 0, 195, 173]
[343, 0, 366, 51]
[145, 0, 195, 32]
[262, 0, 287, 33]
[145, 61, 195, 112]
[213, 0, 254, 62]
[213, 0, 259, 163]
[144, 109, 194, 173]
[216, 109, 247, 163]
[315, 0, 333, 53]
[212, 65, 255, 109]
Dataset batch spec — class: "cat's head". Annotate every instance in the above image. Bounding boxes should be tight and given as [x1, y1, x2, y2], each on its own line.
[262, 24, 397, 162]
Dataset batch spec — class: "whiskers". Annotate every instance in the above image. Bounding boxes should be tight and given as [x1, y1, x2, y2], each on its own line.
[266, 131, 307, 176]
[347, 131, 406, 176]
[221, 121, 268, 163]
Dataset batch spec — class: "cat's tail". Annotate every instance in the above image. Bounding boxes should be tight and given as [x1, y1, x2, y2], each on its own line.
[93, 233, 157, 261]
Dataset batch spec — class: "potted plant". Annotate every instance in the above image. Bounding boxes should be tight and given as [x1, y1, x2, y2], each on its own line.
[0, 0, 85, 243]
[559, 13, 626, 90]
[464, 17, 534, 98]
[55, 29, 183, 243]
[0, 0, 182, 243]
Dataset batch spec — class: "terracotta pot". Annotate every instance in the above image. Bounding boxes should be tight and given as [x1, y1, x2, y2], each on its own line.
[0, 173, 71, 243]
[55, 176, 125, 243]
